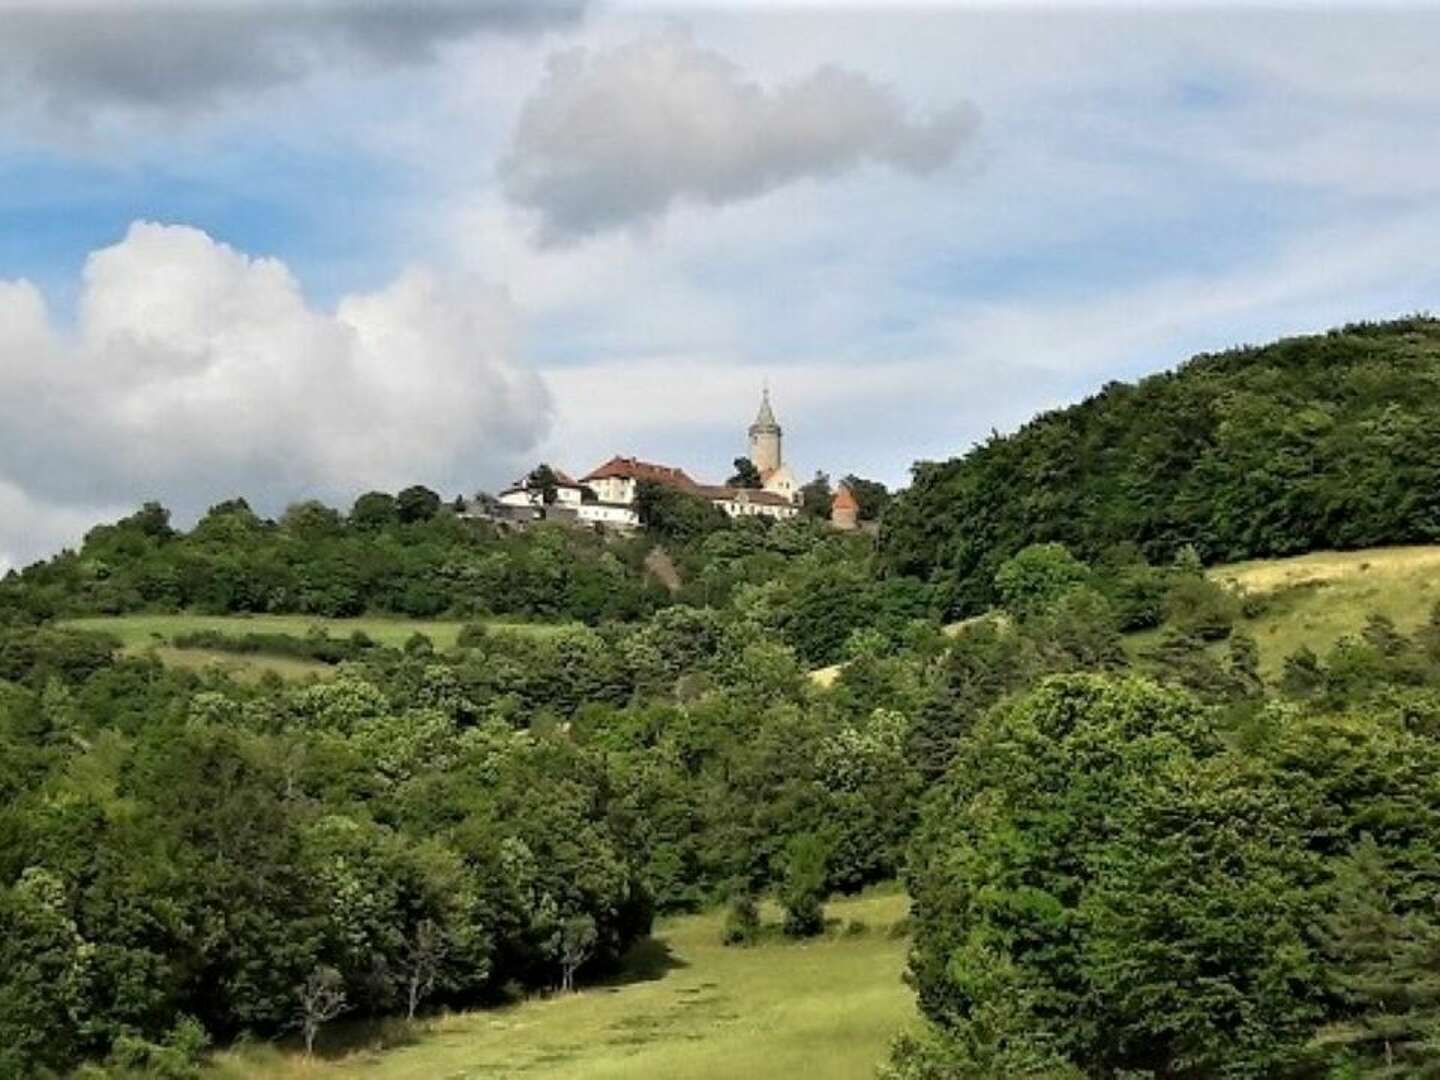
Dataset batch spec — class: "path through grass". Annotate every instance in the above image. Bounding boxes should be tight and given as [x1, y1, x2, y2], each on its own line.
[209, 890, 914, 1080]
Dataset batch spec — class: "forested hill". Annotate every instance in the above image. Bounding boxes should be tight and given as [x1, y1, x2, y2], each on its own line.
[880, 316, 1440, 616]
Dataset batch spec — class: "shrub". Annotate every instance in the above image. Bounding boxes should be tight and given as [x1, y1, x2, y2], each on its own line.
[994, 544, 1090, 618]
[778, 833, 829, 939]
[1164, 574, 1241, 640]
[721, 892, 761, 947]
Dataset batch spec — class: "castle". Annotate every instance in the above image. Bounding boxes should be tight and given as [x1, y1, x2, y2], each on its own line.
[492, 389, 803, 528]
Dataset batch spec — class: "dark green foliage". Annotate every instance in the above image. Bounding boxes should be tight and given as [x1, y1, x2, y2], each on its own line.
[395, 485, 442, 524]
[1165, 573, 1241, 640]
[527, 464, 562, 507]
[726, 457, 762, 489]
[0, 497, 667, 625]
[881, 317, 1440, 616]
[840, 474, 890, 522]
[350, 491, 398, 530]
[798, 470, 833, 520]
[899, 667, 1440, 1078]
[170, 626, 377, 665]
[1312, 836, 1440, 1076]
[634, 480, 729, 544]
[720, 890, 760, 947]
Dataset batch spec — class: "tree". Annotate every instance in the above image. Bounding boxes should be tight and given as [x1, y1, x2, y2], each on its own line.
[905, 675, 1320, 1075]
[296, 965, 348, 1056]
[727, 457, 763, 489]
[402, 918, 446, 1021]
[777, 832, 828, 938]
[557, 914, 598, 993]
[634, 480, 728, 543]
[721, 889, 761, 947]
[350, 491, 397, 530]
[993, 543, 1090, 618]
[527, 464, 561, 507]
[280, 500, 343, 540]
[396, 485, 442, 524]
[1312, 835, 1440, 1075]
[799, 471, 833, 520]
[840, 474, 890, 522]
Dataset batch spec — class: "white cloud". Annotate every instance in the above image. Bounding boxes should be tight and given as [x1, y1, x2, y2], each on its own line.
[500, 32, 977, 240]
[0, 222, 551, 564]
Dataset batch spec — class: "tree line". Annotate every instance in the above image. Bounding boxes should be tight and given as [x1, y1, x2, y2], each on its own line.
[880, 317, 1440, 616]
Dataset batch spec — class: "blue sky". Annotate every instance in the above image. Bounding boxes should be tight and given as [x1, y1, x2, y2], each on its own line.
[3, 1, 1440, 569]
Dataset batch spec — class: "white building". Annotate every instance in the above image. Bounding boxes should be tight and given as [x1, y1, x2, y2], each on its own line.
[489, 390, 803, 530]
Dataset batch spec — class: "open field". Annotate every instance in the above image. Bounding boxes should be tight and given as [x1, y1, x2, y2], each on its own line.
[1134, 545, 1440, 679]
[208, 889, 914, 1080]
[60, 614, 576, 681]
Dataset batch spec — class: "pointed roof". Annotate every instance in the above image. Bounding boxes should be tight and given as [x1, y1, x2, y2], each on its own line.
[832, 484, 859, 513]
[751, 387, 779, 431]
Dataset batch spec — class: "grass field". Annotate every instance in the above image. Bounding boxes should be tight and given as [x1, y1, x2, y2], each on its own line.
[1133, 545, 1440, 679]
[61, 614, 575, 681]
[208, 890, 914, 1080]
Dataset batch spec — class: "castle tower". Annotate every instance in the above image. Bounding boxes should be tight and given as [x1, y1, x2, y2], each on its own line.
[748, 387, 782, 475]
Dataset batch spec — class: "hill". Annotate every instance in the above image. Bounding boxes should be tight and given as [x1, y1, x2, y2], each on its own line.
[208, 891, 913, 1080]
[1159, 544, 1440, 679]
[880, 316, 1440, 616]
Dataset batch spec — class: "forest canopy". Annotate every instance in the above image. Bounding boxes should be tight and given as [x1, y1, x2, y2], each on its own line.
[880, 317, 1440, 616]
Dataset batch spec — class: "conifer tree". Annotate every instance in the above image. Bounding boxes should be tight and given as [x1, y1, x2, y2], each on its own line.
[1314, 836, 1440, 1076]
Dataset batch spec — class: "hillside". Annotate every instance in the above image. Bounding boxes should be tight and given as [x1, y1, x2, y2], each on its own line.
[1199, 544, 1440, 678]
[881, 317, 1440, 616]
[209, 891, 913, 1080]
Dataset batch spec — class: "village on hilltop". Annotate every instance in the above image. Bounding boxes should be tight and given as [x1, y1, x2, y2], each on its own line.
[462, 389, 861, 531]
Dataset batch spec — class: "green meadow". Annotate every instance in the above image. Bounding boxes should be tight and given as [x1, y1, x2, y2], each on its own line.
[208, 890, 914, 1080]
[60, 614, 575, 681]
[1124, 545, 1440, 679]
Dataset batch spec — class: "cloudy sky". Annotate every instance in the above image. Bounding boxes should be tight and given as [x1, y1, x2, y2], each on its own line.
[3, 0, 1440, 570]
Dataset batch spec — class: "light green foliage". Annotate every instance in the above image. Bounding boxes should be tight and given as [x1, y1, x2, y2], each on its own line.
[778, 833, 829, 938]
[904, 675, 1322, 1076]
[993, 543, 1091, 618]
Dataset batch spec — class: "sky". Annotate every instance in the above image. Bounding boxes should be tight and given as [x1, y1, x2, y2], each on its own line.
[3, 0, 1440, 571]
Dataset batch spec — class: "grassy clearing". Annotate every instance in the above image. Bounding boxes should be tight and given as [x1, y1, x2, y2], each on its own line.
[208, 889, 914, 1080]
[1129, 545, 1440, 680]
[60, 614, 576, 681]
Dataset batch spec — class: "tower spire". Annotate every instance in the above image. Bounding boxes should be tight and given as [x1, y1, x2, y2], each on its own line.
[748, 382, 782, 473]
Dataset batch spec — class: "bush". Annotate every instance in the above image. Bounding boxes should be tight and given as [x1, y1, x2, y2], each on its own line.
[1164, 574, 1241, 640]
[721, 892, 761, 947]
[994, 544, 1090, 618]
[778, 833, 829, 939]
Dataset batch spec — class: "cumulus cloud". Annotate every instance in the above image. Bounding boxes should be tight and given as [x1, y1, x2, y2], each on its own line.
[500, 33, 978, 240]
[0, 0, 584, 117]
[0, 222, 551, 563]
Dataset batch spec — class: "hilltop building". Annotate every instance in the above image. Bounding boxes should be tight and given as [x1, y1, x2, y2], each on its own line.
[830, 483, 859, 531]
[484, 390, 805, 529]
[747, 388, 798, 503]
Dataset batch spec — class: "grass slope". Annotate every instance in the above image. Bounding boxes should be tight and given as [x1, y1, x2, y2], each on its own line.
[209, 890, 914, 1080]
[1125, 545, 1440, 679]
[1214, 545, 1440, 677]
[60, 614, 575, 681]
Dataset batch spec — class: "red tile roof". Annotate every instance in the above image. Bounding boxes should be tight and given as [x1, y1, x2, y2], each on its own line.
[581, 456, 700, 490]
[831, 484, 859, 512]
[699, 485, 795, 507]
